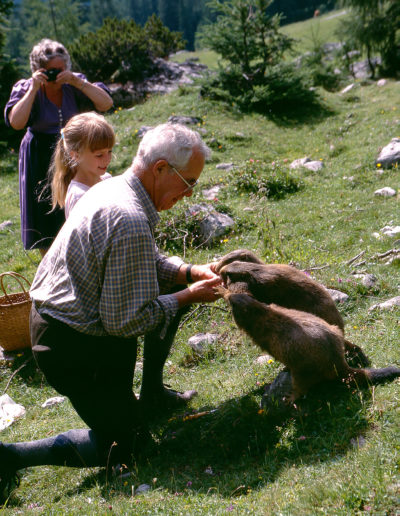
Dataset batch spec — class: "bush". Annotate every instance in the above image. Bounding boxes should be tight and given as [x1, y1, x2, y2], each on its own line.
[201, 63, 318, 114]
[0, 56, 21, 152]
[228, 159, 303, 199]
[69, 16, 185, 84]
[144, 14, 186, 58]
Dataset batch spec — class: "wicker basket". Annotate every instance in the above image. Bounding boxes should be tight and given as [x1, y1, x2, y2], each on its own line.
[0, 272, 32, 351]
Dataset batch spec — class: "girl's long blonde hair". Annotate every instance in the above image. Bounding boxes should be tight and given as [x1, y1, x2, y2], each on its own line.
[50, 112, 115, 210]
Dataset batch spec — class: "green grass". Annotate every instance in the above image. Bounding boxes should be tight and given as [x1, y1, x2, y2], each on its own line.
[1, 30, 400, 515]
[281, 8, 349, 55]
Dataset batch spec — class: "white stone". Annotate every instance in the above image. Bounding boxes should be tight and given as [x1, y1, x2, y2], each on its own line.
[188, 332, 218, 354]
[381, 225, 400, 237]
[374, 187, 396, 197]
[327, 289, 349, 303]
[187, 204, 234, 244]
[216, 162, 234, 171]
[304, 160, 324, 172]
[289, 157, 311, 169]
[135, 484, 151, 495]
[369, 296, 400, 311]
[352, 274, 377, 288]
[41, 396, 66, 408]
[376, 138, 400, 169]
[341, 83, 355, 94]
[377, 79, 387, 87]
[0, 394, 25, 431]
[0, 220, 12, 231]
[350, 435, 366, 448]
[255, 354, 274, 365]
[202, 185, 222, 201]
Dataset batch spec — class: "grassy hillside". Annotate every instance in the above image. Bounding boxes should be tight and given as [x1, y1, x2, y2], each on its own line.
[0, 18, 399, 515]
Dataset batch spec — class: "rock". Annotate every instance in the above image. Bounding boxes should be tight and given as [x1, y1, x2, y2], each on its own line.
[289, 157, 311, 169]
[376, 138, 400, 169]
[137, 125, 153, 138]
[377, 79, 387, 87]
[0, 394, 25, 431]
[350, 57, 381, 79]
[255, 354, 274, 365]
[41, 396, 65, 408]
[0, 348, 16, 363]
[341, 83, 356, 94]
[135, 484, 151, 495]
[304, 160, 324, 172]
[327, 289, 349, 303]
[186, 204, 235, 244]
[202, 185, 222, 201]
[168, 115, 202, 125]
[352, 274, 377, 288]
[188, 333, 218, 354]
[369, 296, 400, 311]
[108, 57, 209, 109]
[381, 225, 400, 238]
[215, 162, 234, 171]
[0, 220, 12, 231]
[374, 187, 396, 197]
[350, 435, 366, 448]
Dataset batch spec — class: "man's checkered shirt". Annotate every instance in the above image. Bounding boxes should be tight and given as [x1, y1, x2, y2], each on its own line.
[30, 171, 182, 338]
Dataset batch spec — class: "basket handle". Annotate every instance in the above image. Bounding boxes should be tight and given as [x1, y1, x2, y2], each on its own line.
[0, 272, 31, 301]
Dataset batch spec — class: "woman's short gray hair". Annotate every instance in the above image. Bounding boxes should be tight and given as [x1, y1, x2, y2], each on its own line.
[135, 123, 211, 170]
[30, 39, 71, 72]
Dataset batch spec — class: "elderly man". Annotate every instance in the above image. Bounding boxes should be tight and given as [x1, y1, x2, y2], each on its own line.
[0, 123, 221, 500]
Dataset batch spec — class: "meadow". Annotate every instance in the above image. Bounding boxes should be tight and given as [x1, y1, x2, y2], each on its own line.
[0, 10, 399, 515]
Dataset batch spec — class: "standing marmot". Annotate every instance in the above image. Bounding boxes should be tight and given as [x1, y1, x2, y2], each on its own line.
[215, 249, 369, 367]
[218, 287, 400, 402]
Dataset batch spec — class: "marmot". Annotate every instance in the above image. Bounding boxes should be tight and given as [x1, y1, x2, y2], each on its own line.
[216, 249, 369, 367]
[218, 287, 400, 402]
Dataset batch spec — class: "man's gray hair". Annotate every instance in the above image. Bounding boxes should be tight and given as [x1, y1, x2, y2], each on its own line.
[30, 39, 71, 72]
[135, 123, 211, 170]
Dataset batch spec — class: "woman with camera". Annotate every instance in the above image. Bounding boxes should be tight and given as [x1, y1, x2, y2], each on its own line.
[4, 39, 113, 256]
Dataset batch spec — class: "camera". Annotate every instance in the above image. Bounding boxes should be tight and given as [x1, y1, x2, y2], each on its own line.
[44, 68, 62, 81]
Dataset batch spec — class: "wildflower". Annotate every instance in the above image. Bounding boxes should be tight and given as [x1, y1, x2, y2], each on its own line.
[267, 359, 274, 364]
[186, 481, 192, 487]
[377, 163, 381, 168]
[223, 238, 229, 243]
[258, 409, 264, 415]
[353, 325, 358, 329]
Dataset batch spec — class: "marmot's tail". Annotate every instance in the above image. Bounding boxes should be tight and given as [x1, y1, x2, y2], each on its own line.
[346, 366, 400, 387]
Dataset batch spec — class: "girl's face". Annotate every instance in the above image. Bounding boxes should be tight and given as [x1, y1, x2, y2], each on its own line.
[76, 147, 113, 181]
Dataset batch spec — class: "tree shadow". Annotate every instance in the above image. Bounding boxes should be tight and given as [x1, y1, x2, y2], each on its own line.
[263, 99, 336, 128]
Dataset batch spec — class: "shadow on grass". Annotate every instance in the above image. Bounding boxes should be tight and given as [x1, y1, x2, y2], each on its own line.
[84, 380, 372, 502]
[264, 100, 336, 128]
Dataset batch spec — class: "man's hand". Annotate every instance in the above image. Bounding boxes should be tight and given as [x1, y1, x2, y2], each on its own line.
[172, 276, 222, 306]
[190, 263, 219, 282]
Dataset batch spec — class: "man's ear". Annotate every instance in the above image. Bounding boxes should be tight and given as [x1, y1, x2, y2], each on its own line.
[152, 159, 168, 177]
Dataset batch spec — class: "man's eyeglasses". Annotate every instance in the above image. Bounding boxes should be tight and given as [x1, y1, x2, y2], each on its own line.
[168, 163, 198, 193]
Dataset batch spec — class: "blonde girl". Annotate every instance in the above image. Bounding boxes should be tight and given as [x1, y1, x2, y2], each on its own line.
[51, 112, 115, 218]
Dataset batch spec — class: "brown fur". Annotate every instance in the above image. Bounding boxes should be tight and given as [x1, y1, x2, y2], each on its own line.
[216, 249, 369, 367]
[218, 288, 400, 401]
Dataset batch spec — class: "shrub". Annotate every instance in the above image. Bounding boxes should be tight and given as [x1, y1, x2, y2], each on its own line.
[0, 56, 21, 152]
[144, 14, 186, 58]
[69, 16, 185, 84]
[201, 63, 318, 114]
[228, 159, 303, 199]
